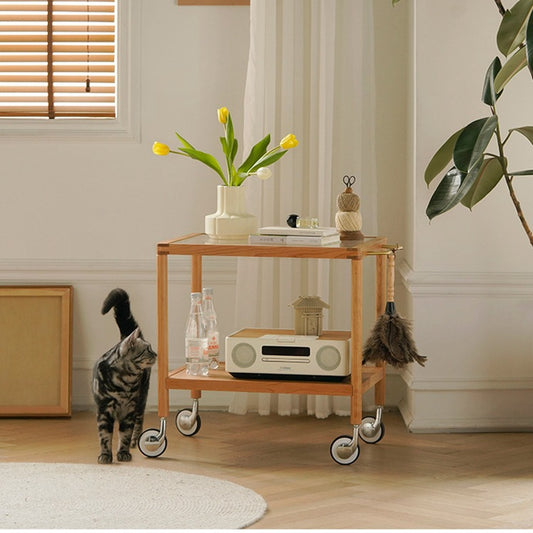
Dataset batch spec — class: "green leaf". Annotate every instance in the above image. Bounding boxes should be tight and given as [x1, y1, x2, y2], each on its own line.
[497, 0, 533, 56]
[248, 149, 287, 174]
[461, 158, 504, 209]
[238, 134, 271, 174]
[508, 169, 533, 175]
[426, 161, 482, 220]
[527, 9, 533, 75]
[494, 46, 527, 92]
[425, 128, 464, 185]
[178, 147, 227, 185]
[175, 132, 196, 151]
[482, 57, 503, 106]
[510, 126, 533, 145]
[453, 116, 498, 173]
[225, 113, 235, 163]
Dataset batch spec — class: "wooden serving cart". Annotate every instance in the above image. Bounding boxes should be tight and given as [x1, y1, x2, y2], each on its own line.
[138, 233, 391, 465]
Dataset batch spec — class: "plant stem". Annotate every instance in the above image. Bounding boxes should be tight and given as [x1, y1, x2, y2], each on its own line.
[494, 114, 533, 246]
[494, 0, 506, 16]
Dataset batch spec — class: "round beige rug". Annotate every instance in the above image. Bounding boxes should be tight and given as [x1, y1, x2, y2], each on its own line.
[0, 462, 267, 529]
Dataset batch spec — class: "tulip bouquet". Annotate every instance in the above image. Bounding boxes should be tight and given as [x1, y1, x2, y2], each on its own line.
[153, 107, 298, 187]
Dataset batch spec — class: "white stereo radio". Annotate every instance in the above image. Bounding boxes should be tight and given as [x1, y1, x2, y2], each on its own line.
[225, 328, 351, 381]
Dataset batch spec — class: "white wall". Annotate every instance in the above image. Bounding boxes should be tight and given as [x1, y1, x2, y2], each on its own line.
[0, 1, 250, 410]
[376, 0, 533, 431]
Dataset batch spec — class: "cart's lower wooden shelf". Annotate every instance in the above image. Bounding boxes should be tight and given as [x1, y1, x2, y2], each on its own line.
[166, 363, 385, 396]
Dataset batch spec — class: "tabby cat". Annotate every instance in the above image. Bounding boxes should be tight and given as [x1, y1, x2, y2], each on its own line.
[92, 288, 157, 464]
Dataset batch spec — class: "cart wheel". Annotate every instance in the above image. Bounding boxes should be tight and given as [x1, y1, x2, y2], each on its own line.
[330, 435, 360, 465]
[138, 428, 167, 458]
[359, 416, 385, 444]
[175, 409, 202, 437]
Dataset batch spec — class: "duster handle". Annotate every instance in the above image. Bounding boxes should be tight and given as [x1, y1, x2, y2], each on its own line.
[387, 252, 395, 302]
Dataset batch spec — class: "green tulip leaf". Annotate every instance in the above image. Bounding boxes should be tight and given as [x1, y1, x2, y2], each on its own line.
[453, 116, 498, 173]
[426, 161, 483, 220]
[527, 9, 533, 75]
[178, 147, 227, 185]
[508, 169, 533, 175]
[494, 47, 527, 92]
[175, 132, 196, 151]
[497, 0, 533, 56]
[248, 149, 287, 173]
[461, 158, 504, 209]
[482, 57, 503, 106]
[238, 134, 271, 174]
[424, 128, 464, 185]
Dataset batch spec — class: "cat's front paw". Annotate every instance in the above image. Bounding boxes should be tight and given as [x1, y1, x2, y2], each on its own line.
[117, 451, 132, 462]
[130, 438, 138, 449]
[98, 453, 113, 464]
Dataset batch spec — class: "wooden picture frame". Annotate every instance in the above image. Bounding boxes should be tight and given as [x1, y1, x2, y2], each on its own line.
[0, 286, 73, 417]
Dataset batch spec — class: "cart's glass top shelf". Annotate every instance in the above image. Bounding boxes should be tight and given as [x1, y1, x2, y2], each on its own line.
[158, 233, 387, 259]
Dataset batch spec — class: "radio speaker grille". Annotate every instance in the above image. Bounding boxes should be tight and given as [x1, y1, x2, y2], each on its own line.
[231, 342, 257, 368]
[316, 345, 341, 371]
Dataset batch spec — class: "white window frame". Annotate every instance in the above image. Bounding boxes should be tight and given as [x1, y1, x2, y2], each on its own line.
[0, 0, 140, 141]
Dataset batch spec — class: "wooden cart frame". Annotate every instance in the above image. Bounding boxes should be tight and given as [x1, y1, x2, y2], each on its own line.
[140, 233, 390, 465]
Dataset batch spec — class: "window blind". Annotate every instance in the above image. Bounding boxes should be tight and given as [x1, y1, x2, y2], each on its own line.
[0, 0, 116, 118]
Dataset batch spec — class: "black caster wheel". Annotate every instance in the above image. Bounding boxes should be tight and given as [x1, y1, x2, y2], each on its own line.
[138, 428, 167, 458]
[359, 416, 385, 444]
[330, 435, 360, 465]
[175, 409, 202, 436]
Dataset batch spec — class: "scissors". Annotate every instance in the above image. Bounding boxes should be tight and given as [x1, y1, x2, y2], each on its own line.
[343, 175, 356, 188]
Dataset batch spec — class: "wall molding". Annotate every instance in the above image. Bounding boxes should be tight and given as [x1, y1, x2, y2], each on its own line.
[0, 257, 238, 284]
[398, 259, 533, 297]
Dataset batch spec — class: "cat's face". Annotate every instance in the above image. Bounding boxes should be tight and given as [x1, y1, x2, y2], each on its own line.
[119, 328, 157, 370]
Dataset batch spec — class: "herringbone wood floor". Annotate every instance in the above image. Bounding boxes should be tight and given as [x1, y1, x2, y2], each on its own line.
[1, 410, 532, 529]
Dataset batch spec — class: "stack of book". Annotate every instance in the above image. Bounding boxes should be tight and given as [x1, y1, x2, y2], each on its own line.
[249, 226, 340, 246]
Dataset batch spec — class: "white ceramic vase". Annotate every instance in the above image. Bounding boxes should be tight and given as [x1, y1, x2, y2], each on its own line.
[205, 185, 257, 240]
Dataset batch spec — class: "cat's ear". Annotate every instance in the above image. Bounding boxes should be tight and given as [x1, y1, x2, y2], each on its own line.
[119, 327, 141, 355]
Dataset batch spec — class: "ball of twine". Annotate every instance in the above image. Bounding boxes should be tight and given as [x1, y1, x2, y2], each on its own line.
[335, 210, 362, 232]
[337, 191, 360, 212]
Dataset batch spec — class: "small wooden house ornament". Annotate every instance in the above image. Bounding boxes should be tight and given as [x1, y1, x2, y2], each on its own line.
[291, 296, 330, 336]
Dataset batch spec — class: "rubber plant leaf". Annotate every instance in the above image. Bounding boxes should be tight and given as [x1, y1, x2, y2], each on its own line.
[426, 161, 483, 220]
[508, 169, 533, 175]
[178, 147, 227, 185]
[496, 0, 533, 56]
[527, 9, 533, 75]
[453, 116, 498, 173]
[494, 46, 527, 92]
[461, 157, 504, 209]
[424, 128, 464, 185]
[482, 57, 503, 106]
[238, 134, 271, 174]
[510, 126, 533, 145]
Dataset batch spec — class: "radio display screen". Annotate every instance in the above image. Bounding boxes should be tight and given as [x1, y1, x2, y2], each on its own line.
[261, 345, 311, 357]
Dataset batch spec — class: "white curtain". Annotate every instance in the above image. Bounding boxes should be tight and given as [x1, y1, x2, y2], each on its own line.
[230, 0, 376, 418]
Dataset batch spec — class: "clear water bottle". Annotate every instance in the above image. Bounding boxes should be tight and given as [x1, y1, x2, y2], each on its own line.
[185, 292, 209, 376]
[202, 287, 220, 369]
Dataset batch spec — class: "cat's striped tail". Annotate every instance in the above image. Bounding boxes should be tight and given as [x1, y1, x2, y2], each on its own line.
[101, 288, 140, 339]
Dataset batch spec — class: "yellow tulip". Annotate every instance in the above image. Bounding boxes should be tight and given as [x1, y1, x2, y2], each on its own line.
[217, 107, 229, 125]
[280, 134, 298, 149]
[152, 141, 170, 156]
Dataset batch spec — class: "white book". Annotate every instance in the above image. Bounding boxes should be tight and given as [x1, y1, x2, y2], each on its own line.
[248, 233, 340, 246]
[258, 226, 339, 237]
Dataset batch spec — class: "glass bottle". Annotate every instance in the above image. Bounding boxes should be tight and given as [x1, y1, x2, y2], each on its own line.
[202, 287, 220, 369]
[185, 292, 209, 376]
